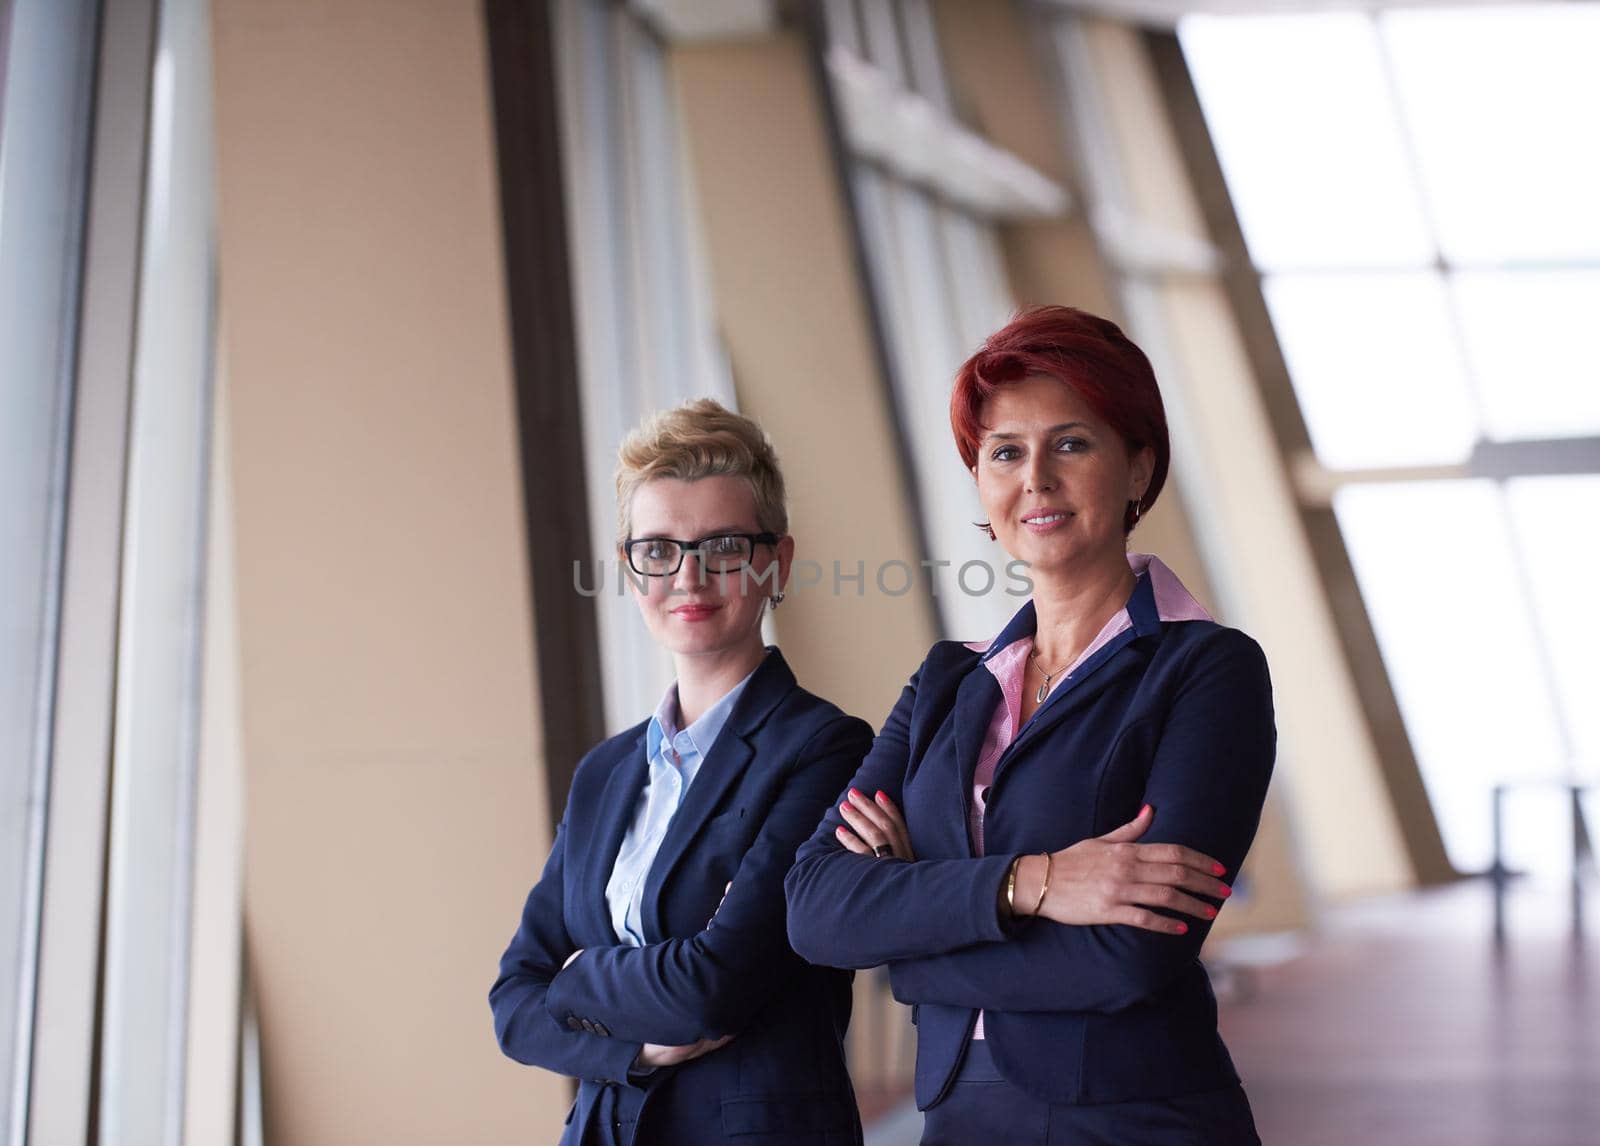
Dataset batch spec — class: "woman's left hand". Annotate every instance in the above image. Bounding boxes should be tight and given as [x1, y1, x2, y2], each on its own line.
[637, 1034, 735, 1069]
[835, 788, 915, 860]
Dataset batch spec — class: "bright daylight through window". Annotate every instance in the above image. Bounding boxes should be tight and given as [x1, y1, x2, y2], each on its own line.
[1182, 4, 1600, 875]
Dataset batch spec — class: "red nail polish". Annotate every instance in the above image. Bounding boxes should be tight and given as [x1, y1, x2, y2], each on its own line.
[1218, 884, 1232, 898]
[1212, 862, 1227, 876]
[840, 803, 850, 814]
[1141, 804, 1152, 816]
[1203, 906, 1217, 919]
[849, 788, 864, 800]
[1175, 922, 1188, 935]
[875, 790, 888, 802]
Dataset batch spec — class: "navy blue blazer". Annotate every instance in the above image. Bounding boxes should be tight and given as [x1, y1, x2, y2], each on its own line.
[785, 574, 1276, 1111]
[491, 649, 873, 1145]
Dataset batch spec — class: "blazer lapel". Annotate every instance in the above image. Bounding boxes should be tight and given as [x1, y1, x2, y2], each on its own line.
[999, 574, 1166, 774]
[949, 667, 1002, 839]
[638, 649, 795, 939]
[1005, 637, 1143, 764]
[583, 733, 647, 941]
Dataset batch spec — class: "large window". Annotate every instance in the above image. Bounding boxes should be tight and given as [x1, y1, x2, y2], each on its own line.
[555, 0, 737, 729]
[1, 0, 227, 1140]
[1182, 6, 1600, 875]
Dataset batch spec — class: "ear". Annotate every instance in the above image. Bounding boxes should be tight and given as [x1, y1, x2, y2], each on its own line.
[774, 534, 796, 594]
[1129, 446, 1155, 502]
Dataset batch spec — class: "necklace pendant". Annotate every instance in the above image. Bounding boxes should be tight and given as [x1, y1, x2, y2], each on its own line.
[1036, 679, 1050, 704]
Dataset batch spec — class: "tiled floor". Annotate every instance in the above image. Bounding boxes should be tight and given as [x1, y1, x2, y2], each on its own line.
[866, 878, 1599, 1145]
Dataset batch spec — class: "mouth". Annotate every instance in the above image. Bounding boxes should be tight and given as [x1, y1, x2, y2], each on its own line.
[1020, 510, 1071, 532]
[671, 603, 722, 621]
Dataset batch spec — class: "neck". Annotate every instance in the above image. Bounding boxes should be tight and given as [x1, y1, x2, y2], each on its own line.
[672, 637, 767, 727]
[1028, 550, 1135, 669]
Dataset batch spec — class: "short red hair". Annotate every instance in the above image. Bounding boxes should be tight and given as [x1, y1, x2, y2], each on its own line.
[950, 306, 1170, 534]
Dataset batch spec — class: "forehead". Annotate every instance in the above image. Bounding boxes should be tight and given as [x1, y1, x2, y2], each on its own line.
[628, 475, 760, 535]
[981, 375, 1102, 435]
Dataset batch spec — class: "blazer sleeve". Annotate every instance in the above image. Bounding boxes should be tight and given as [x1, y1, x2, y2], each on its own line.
[541, 714, 874, 1045]
[883, 630, 1276, 1014]
[784, 659, 1019, 970]
[488, 812, 646, 1084]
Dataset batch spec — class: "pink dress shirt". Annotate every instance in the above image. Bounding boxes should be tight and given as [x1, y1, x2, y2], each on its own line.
[966, 553, 1212, 1037]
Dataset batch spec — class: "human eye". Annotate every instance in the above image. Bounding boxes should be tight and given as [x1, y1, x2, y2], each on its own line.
[638, 538, 675, 561]
[704, 534, 745, 555]
[990, 444, 1022, 462]
[1056, 436, 1090, 454]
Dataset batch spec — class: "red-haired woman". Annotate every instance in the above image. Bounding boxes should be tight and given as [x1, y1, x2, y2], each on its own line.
[787, 307, 1272, 1143]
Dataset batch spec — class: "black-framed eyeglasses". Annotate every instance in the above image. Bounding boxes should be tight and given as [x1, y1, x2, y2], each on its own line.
[622, 532, 781, 578]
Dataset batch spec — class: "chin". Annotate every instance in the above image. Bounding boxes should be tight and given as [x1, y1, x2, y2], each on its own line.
[1015, 540, 1097, 577]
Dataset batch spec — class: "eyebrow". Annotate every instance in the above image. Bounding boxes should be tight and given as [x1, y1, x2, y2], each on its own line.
[634, 525, 752, 538]
[982, 421, 1092, 442]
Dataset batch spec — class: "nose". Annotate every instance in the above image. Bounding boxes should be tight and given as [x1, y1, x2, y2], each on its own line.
[669, 549, 709, 594]
[1024, 453, 1057, 494]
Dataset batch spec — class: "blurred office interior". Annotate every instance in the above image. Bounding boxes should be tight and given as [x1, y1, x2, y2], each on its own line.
[1, 0, 1596, 1142]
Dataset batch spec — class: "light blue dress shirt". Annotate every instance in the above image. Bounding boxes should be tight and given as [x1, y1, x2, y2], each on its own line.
[604, 665, 759, 946]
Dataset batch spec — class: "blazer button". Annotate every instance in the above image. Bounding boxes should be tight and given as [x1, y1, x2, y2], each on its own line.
[592, 1021, 611, 1037]
[580, 1018, 597, 1034]
[565, 1015, 583, 1032]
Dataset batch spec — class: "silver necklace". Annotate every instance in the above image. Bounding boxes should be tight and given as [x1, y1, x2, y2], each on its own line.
[1028, 649, 1066, 704]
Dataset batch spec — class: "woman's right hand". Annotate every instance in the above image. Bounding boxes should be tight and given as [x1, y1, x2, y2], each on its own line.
[636, 1034, 735, 1069]
[1012, 805, 1232, 934]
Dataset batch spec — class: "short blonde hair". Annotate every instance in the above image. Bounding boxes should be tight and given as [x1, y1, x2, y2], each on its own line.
[615, 398, 788, 544]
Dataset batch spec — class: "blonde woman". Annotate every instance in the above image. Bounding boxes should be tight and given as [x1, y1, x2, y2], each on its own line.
[492, 399, 870, 1145]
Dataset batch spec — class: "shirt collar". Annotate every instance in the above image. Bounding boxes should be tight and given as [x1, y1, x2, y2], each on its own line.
[646, 656, 764, 764]
[969, 552, 1211, 661]
[1130, 552, 1213, 624]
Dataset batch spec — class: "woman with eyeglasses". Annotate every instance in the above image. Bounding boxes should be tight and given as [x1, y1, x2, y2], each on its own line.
[786, 307, 1273, 1144]
[491, 399, 871, 1146]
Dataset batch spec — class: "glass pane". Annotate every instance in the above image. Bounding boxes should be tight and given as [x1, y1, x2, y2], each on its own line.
[1335, 481, 1567, 874]
[935, 206, 1013, 357]
[0, 0, 99, 1132]
[1451, 270, 1600, 441]
[896, 0, 952, 111]
[623, 20, 692, 407]
[819, 0, 864, 55]
[1504, 475, 1600, 776]
[858, 0, 907, 85]
[1264, 272, 1478, 469]
[558, 0, 726, 732]
[99, 0, 215, 1138]
[1383, 5, 1600, 264]
[852, 169, 1017, 640]
[1179, 14, 1433, 271]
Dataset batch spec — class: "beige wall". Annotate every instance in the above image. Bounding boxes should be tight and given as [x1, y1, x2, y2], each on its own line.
[213, 1, 565, 1142]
